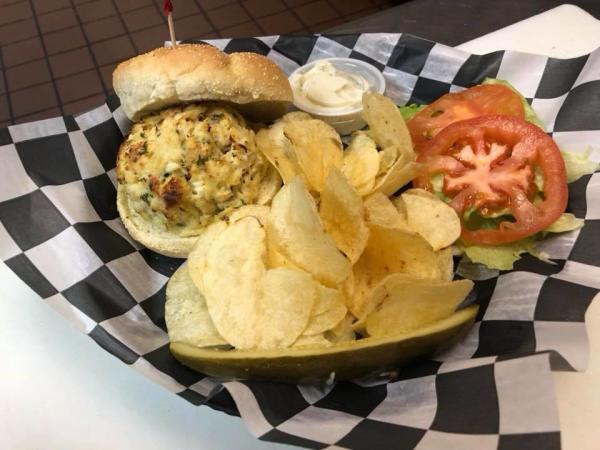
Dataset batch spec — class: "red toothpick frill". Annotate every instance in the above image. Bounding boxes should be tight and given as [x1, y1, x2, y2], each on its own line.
[163, 1, 176, 46]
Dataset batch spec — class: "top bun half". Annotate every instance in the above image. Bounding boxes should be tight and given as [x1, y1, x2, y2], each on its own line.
[113, 44, 293, 122]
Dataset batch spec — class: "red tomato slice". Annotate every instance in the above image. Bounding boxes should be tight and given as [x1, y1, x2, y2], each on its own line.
[408, 84, 525, 152]
[413, 115, 568, 245]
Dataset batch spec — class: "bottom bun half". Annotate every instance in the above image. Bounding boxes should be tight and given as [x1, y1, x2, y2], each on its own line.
[117, 184, 198, 258]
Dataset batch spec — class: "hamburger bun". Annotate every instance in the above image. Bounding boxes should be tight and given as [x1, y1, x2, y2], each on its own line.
[113, 44, 293, 122]
[116, 184, 199, 258]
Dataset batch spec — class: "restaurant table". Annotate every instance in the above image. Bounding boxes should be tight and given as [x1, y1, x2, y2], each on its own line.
[2, 4, 600, 450]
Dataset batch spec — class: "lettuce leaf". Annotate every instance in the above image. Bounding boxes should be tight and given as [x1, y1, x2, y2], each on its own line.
[482, 78, 546, 130]
[545, 213, 584, 233]
[561, 149, 599, 183]
[461, 213, 583, 270]
[398, 104, 426, 121]
[460, 238, 537, 270]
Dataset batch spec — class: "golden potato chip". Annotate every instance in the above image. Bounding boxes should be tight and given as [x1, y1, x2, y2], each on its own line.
[401, 188, 461, 251]
[369, 225, 441, 279]
[364, 192, 408, 230]
[267, 241, 300, 270]
[268, 177, 351, 287]
[256, 123, 304, 184]
[348, 261, 392, 324]
[165, 263, 227, 347]
[340, 270, 354, 308]
[362, 92, 414, 160]
[282, 111, 313, 122]
[372, 151, 421, 196]
[283, 119, 343, 193]
[303, 284, 347, 335]
[365, 275, 473, 337]
[228, 205, 270, 226]
[200, 216, 267, 349]
[324, 314, 356, 343]
[391, 194, 407, 219]
[256, 166, 282, 205]
[292, 333, 332, 348]
[187, 220, 228, 293]
[195, 214, 320, 350]
[436, 247, 455, 281]
[258, 268, 318, 349]
[312, 283, 345, 316]
[319, 168, 369, 264]
[342, 133, 380, 195]
[378, 146, 398, 176]
[349, 225, 441, 319]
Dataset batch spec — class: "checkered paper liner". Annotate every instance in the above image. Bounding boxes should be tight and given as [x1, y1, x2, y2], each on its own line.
[1, 33, 599, 450]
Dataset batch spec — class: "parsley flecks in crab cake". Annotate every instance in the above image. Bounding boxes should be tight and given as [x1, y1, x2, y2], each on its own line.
[112, 44, 292, 257]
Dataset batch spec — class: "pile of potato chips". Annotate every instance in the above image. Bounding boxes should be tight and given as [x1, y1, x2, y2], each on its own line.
[166, 93, 473, 352]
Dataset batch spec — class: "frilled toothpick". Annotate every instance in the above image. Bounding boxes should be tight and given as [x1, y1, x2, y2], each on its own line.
[163, 0, 177, 46]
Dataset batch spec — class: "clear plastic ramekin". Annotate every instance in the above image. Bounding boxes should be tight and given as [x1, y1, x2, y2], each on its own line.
[288, 57, 386, 135]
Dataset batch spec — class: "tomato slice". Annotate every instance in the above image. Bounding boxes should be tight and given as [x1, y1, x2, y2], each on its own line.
[408, 84, 525, 152]
[413, 115, 568, 245]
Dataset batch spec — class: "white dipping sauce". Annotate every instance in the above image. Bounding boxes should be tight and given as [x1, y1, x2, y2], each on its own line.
[290, 60, 369, 111]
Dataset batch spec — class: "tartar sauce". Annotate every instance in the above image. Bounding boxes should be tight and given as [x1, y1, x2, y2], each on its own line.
[290, 60, 369, 111]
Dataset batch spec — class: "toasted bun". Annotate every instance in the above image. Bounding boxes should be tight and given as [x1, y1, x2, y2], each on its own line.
[117, 185, 197, 258]
[113, 44, 293, 122]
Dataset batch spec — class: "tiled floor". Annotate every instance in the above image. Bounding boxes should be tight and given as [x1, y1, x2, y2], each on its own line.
[0, 0, 399, 126]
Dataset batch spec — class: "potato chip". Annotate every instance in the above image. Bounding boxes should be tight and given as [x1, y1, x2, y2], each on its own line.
[256, 123, 304, 184]
[401, 188, 461, 251]
[165, 263, 227, 347]
[348, 258, 392, 323]
[283, 119, 343, 193]
[340, 270, 354, 308]
[369, 225, 441, 279]
[362, 92, 415, 160]
[267, 241, 300, 270]
[268, 177, 351, 287]
[258, 268, 318, 349]
[342, 133, 380, 195]
[436, 247, 455, 281]
[350, 273, 391, 332]
[364, 192, 408, 230]
[319, 168, 369, 264]
[312, 283, 345, 316]
[371, 151, 421, 196]
[292, 333, 332, 348]
[283, 111, 313, 123]
[365, 275, 473, 338]
[349, 224, 441, 319]
[324, 314, 356, 343]
[256, 166, 283, 205]
[377, 146, 398, 176]
[187, 220, 228, 293]
[200, 216, 267, 349]
[303, 284, 347, 335]
[391, 194, 407, 219]
[228, 204, 270, 226]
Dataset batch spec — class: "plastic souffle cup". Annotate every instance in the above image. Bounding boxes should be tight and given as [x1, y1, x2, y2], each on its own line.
[288, 57, 386, 135]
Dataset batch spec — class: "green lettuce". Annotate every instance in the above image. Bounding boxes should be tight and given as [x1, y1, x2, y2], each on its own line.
[460, 238, 537, 271]
[561, 149, 599, 183]
[398, 104, 426, 121]
[461, 213, 583, 270]
[482, 78, 546, 129]
[544, 213, 584, 233]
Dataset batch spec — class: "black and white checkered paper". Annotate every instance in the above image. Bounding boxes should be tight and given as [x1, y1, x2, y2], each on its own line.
[1, 34, 599, 449]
